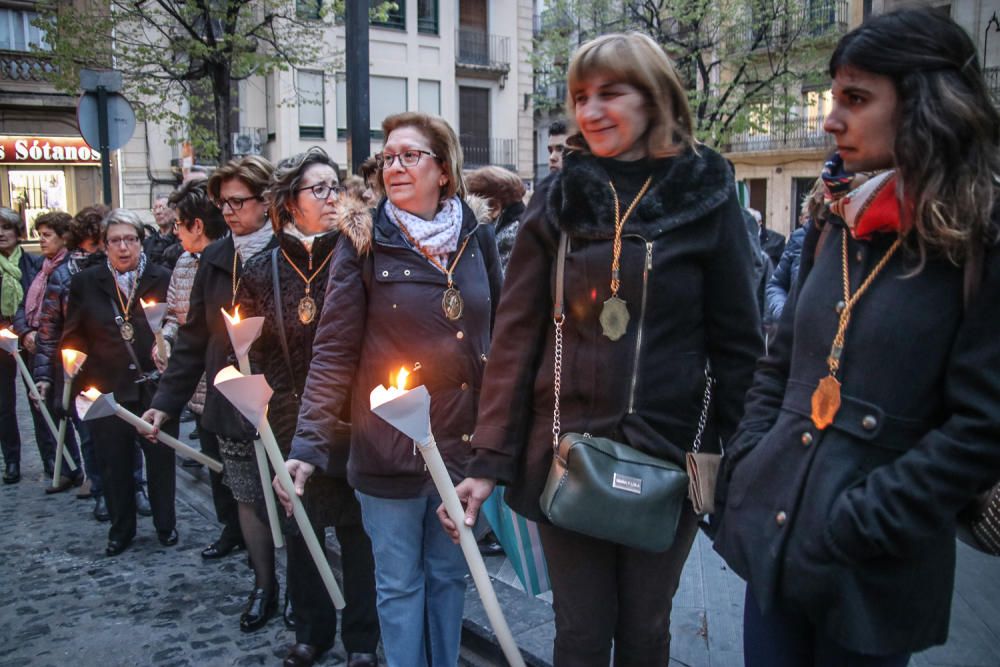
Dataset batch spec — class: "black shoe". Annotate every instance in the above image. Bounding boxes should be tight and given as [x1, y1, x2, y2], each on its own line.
[283, 643, 322, 667]
[347, 652, 379, 667]
[201, 537, 245, 559]
[93, 496, 110, 522]
[2, 462, 20, 484]
[188, 429, 200, 440]
[180, 457, 203, 468]
[239, 586, 278, 633]
[105, 536, 132, 556]
[158, 528, 179, 546]
[478, 535, 505, 557]
[136, 488, 152, 516]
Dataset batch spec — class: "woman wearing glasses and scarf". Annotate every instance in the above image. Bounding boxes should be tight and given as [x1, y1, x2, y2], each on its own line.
[276, 113, 502, 667]
[62, 209, 176, 556]
[143, 156, 280, 631]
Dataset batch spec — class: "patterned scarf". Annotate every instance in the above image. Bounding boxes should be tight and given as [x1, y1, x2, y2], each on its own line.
[25, 248, 67, 328]
[108, 252, 148, 299]
[232, 224, 274, 266]
[822, 152, 908, 240]
[386, 196, 463, 267]
[0, 246, 23, 318]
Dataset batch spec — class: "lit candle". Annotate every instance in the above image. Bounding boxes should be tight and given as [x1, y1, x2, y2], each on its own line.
[370, 367, 525, 667]
[140, 298, 169, 362]
[0, 328, 59, 441]
[48, 348, 87, 485]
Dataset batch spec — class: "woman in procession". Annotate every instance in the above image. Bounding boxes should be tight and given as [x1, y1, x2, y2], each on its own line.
[61, 209, 177, 556]
[713, 9, 1000, 666]
[444, 32, 762, 666]
[277, 112, 502, 667]
[239, 147, 380, 667]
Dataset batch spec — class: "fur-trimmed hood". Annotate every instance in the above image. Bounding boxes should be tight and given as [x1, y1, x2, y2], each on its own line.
[335, 194, 494, 255]
[548, 145, 734, 240]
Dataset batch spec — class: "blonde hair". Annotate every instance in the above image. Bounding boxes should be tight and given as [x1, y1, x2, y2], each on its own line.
[207, 155, 274, 202]
[566, 32, 694, 158]
[465, 166, 525, 218]
[378, 112, 466, 200]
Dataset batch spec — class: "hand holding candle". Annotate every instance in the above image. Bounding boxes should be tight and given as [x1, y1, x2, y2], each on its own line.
[50, 348, 86, 484]
[140, 298, 169, 364]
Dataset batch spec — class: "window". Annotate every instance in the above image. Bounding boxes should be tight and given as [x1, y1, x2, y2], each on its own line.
[418, 79, 440, 115]
[0, 8, 48, 52]
[298, 70, 326, 139]
[296, 0, 322, 20]
[336, 75, 408, 139]
[372, 0, 405, 30]
[418, 0, 438, 34]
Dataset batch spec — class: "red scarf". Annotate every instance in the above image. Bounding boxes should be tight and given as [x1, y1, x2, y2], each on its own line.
[24, 248, 67, 329]
[829, 171, 911, 240]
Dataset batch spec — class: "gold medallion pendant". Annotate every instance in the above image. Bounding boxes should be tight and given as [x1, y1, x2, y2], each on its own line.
[297, 296, 317, 324]
[119, 321, 135, 343]
[442, 287, 464, 321]
[600, 296, 630, 341]
[811, 374, 841, 430]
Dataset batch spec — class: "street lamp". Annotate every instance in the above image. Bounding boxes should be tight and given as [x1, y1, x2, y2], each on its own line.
[984, 12, 1000, 68]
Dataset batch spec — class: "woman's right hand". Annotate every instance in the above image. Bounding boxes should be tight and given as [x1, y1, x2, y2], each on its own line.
[140, 408, 169, 443]
[152, 341, 171, 372]
[274, 459, 314, 516]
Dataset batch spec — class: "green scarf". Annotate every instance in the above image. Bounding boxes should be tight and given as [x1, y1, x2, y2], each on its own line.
[0, 246, 24, 318]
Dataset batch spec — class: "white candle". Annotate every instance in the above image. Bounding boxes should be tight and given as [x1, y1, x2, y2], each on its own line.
[51, 348, 87, 483]
[1, 329, 59, 441]
[140, 299, 169, 362]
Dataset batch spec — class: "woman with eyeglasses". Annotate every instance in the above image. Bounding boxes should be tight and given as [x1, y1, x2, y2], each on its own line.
[275, 113, 502, 667]
[62, 209, 177, 556]
[143, 156, 279, 631]
[236, 147, 380, 667]
[0, 207, 41, 485]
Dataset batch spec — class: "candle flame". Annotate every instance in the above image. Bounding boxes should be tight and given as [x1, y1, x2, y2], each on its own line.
[140, 298, 156, 308]
[0, 328, 16, 340]
[82, 387, 102, 401]
[61, 348, 82, 365]
[395, 367, 409, 391]
[222, 305, 241, 325]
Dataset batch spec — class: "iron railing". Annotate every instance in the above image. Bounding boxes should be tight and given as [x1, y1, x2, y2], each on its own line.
[728, 0, 848, 51]
[455, 29, 510, 71]
[725, 114, 833, 153]
[986, 67, 1000, 105]
[461, 136, 516, 170]
[0, 51, 54, 82]
[534, 72, 567, 105]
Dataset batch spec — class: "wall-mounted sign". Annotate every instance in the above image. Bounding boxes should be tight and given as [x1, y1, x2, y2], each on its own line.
[0, 135, 102, 166]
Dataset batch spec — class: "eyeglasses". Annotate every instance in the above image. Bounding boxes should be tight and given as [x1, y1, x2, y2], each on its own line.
[106, 235, 141, 247]
[214, 195, 261, 211]
[375, 149, 438, 170]
[295, 182, 346, 200]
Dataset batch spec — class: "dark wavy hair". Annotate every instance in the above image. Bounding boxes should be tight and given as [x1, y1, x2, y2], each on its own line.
[66, 204, 109, 250]
[465, 166, 526, 218]
[830, 8, 1000, 265]
[169, 180, 227, 240]
[34, 211, 72, 238]
[265, 146, 341, 233]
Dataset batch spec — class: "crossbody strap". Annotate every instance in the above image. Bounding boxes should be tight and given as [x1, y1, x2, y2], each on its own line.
[271, 247, 298, 400]
[549, 231, 713, 454]
[107, 294, 150, 382]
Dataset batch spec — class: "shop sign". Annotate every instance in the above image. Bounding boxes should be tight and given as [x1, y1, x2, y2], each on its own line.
[0, 135, 102, 166]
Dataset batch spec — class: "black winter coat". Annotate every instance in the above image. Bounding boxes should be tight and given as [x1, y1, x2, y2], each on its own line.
[713, 218, 1000, 655]
[7, 249, 41, 333]
[468, 148, 764, 523]
[61, 262, 171, 402]
[33, 250, 106, 383]
[289, 199, 503, 498]
[150, 234, 277, 440]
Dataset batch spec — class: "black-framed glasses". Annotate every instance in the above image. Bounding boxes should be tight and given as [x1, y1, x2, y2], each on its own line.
[295, 182, 346, 200]
[214, 195, 261, 211]
[375, 149, 438, 170]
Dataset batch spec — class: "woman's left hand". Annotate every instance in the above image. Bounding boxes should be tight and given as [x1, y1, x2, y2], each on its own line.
[437, 477, 496, 544]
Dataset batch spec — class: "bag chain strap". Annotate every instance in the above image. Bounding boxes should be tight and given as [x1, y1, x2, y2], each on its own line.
[550, 232, 714, 456]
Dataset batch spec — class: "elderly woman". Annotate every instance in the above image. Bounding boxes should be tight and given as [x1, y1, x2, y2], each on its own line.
[144, 156, 278, 630]
[445, 33, 762, 665]
[239, 147, 379, 667]
[61, 209, 177, 556]
[464, 165, 526, 271]
[17, 211, 84, 491]
[0, 207, 41, 484]
[277, 113, 502, 667]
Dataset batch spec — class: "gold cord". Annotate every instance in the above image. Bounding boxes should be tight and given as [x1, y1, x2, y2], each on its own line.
[608, 176, 653, 296]
[280, 247, 334, 296]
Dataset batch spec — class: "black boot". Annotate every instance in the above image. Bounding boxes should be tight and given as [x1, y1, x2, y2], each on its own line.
[2, 462, 20, 484]
[239, 585, 278, 632]
[93, 495, 110, 522]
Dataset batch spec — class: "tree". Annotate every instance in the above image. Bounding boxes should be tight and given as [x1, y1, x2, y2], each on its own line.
[532, 0, 844, 148]
[34, 0, 394, 163]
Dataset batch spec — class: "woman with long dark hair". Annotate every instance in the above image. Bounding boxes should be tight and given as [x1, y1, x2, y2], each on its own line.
[714, 9, 1000, 666]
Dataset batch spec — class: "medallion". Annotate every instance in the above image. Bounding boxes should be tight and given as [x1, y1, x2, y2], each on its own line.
[298, 296, 317, 325]
[119, 320, 135, 343]
[600, 296, 629, 341]
[811, 374, 842, 430]
[442, 287, 464, 321]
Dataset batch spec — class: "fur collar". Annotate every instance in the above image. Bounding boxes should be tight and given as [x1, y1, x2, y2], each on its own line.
[337, 194, 494, 256]
[548, 145, 734, 240]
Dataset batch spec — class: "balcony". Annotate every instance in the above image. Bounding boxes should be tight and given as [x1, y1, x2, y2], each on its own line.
[0, 51, 55, 82]
[727, 0, 848, 52]
[534, 72, 567, 107]
[461, 136, 515, 170]
[986, 67, 1000, 106]
[455, 29, 510, 81]
[724, 114, 833, 154]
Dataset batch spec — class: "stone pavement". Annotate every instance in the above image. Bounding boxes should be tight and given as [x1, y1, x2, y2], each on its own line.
[4, 380, 1000, 666]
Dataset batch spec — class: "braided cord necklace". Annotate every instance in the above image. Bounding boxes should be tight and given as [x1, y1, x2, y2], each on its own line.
[599, 175, 653, 341]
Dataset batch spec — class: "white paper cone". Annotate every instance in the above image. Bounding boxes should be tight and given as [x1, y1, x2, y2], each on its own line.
[0, 328, 18, 354]
[370, 385, 433, 443]
[221, 308, 265, 363]
[141, 301, 168, 331]
[213, 367, 274, 429]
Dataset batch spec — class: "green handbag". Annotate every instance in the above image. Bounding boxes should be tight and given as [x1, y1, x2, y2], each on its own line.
[537, 233, 692, 553]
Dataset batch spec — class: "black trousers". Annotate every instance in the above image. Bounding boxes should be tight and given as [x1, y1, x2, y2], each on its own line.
[24, 352, 56, 466]
[0, 352, 21, 465]
[538, 503, 701, 667]
[89, 402, 177, 544]
[286, 487, 380, 653]
[196, 420, 242, 543]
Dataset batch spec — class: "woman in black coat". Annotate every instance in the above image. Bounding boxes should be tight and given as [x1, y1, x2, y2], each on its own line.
[447, 33, 762, 666]
[713, 10, 1000, 666]
[239, 147, 379, 667]
[0, 207, 41, 484]
[62, 209, 176, 557]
